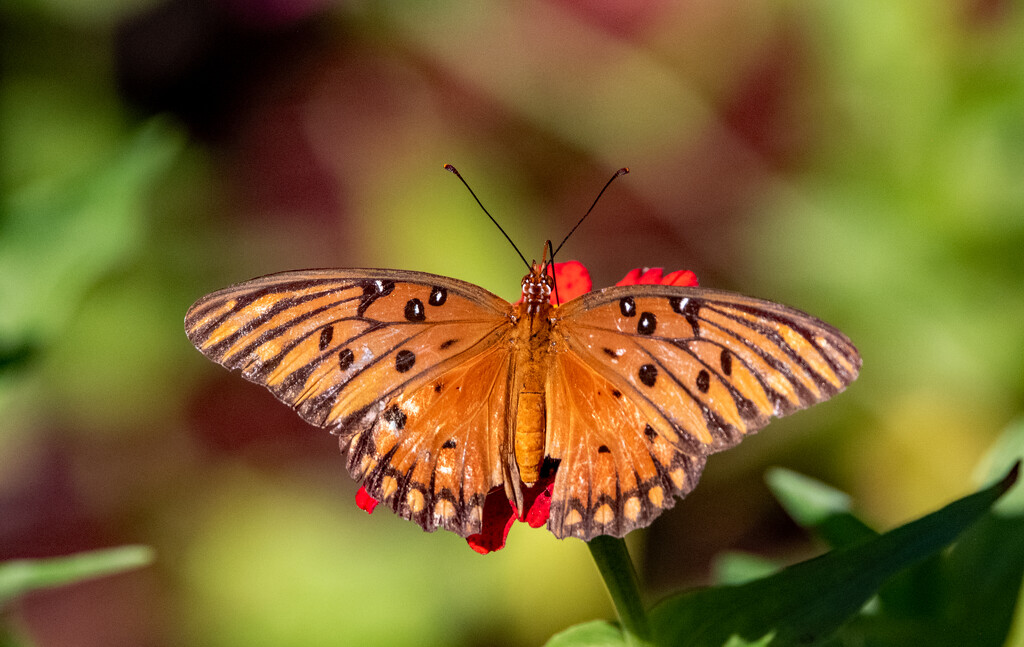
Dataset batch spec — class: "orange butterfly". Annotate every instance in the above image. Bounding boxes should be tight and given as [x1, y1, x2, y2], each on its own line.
[185, 254, 861, 548]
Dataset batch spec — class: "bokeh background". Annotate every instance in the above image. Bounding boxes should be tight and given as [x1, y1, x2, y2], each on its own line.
[3, 0, 1023, 645]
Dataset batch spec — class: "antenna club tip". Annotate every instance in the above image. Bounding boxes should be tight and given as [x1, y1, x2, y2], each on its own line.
[616, 167, 630, 176]
[444, 163, 460, 176]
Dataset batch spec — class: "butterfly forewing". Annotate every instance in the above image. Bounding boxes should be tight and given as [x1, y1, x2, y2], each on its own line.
[185, 269, 516, 536]
[543, 284, 861, 539]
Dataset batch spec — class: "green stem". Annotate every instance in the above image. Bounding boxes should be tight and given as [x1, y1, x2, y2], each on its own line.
[587, 536, 653, 647]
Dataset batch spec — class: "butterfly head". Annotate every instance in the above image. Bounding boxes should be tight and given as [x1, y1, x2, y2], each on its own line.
[521, 262, 554, 314]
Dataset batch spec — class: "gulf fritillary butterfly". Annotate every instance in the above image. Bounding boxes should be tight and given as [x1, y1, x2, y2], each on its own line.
[185, 254, 860, 542]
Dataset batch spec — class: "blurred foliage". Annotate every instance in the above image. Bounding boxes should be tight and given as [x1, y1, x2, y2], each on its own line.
[549, 421, 1023, 646]
[1, 0, 1022, 645]
[0, 545, 154, 608]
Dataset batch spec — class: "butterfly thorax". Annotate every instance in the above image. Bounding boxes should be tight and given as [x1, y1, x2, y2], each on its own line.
[520, 262, 554, 315]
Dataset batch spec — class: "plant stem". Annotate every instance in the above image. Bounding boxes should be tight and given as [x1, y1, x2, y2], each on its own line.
[587, 536, 653, 647]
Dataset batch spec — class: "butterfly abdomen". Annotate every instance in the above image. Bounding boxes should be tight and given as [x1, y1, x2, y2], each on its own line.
[514, 391, 545, 484]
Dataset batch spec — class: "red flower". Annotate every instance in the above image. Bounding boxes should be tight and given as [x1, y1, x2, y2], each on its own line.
[357, 262, 698, 553]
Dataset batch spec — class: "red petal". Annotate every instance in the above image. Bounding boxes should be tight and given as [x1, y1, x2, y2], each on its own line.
[662, 269, 699, 287]
[549, 261, 592, 303]
[615, 267, 645, 286]
[522, 481, 553, 528]
[466, 488, 518, 554]
[617, 267, 699, 287]
[355, 486, 379, 514]
[639, 268, 665, 284]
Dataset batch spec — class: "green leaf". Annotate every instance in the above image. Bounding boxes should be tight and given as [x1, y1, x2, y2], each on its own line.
[545, 620, 628, 647]
[712, 552, 781, 586]
[0, 545, 155, 607]
[767, 467, 943, 623]
[721, 636, 774, 647]
[975, 417, 1024, 516]
[820, 420, 1024, 646]
[765, 467, 876, 548]
[649, 464, 1018, 646]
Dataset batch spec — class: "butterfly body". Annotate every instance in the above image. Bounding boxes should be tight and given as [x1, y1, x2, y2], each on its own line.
[186, 264, 860, 542]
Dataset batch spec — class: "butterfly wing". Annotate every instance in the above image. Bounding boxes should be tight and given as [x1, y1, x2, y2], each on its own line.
[185, 268, 514, 536]
[545, 285, 861, 539]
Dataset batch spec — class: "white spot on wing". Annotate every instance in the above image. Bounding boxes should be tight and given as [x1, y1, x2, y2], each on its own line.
[397, 395, 420, 416]
[359, 346, 374, 363]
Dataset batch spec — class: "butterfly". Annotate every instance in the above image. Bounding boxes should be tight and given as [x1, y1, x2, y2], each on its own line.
[185, 256, 861, 543]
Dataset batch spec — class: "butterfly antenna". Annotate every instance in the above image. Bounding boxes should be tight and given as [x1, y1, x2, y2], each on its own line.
[444, 164, 531, 271]
[545, 239, 563, 306]
[551, 167, 629, 258]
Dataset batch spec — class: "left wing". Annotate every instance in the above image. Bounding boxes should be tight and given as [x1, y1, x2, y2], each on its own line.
[185, 268, 515, 536]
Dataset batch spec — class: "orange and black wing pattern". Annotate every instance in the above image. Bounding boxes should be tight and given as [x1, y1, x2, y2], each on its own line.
[545, 284, 861, 539]
[185, 268, 514, 536]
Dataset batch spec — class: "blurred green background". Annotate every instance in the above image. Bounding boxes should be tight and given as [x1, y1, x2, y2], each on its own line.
[2, 0, 1022, 645]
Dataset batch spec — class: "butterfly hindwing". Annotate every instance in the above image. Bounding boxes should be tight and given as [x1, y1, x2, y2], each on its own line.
[545, 349, 707, 539]
[344, 343, 512, 536]
[544, 284, 861, 539]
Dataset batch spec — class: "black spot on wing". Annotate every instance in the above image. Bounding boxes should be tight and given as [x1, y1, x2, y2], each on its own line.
[429, 286, 447, 306]
[356, 279, 396, 317]
[638, 364, 658, 387]
[338, 348, 355, 370]
[696, 369, 710, 393]
[637, 312, 657, 335]
[318, 326, 334, 351]
[720, 348, 732, 375]
[619, 297, 636, 317]
[404, 298, 425, 322]
[395, 349, 416, 373]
